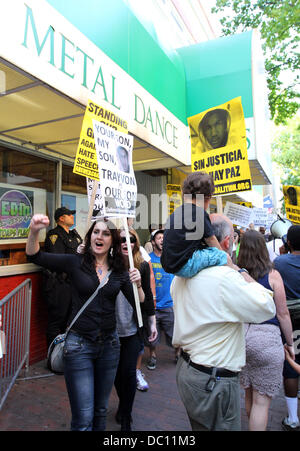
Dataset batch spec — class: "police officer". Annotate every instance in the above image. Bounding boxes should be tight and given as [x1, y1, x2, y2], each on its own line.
[43, 207, 82, 354]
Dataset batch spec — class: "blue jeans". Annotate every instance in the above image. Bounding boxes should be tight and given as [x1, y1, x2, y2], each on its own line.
[175, 247, 227, 278]
[63, 330, 120, 431]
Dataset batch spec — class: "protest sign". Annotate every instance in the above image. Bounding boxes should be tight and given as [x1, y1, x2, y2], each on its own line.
[237, 201, 253, 208]
[166, 184, 182, 215]
[283, 185, 300, 224]
[73, 100, 128, 180]
[266, 214, 278, 231]
[93, 121, 136, 218]
[252, 207, 270, 228]
[86, 178, 104, 219]
[189, 97, 252, 195]
[73, 100, 129, 225]
[89, 120, 141, 324]
[73, 102, 141, 326]
[92, 121, 141, 325]
[224, 201, 253, 228]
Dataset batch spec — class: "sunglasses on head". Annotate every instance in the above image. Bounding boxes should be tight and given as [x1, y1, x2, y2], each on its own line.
[121, 236, 137, 244]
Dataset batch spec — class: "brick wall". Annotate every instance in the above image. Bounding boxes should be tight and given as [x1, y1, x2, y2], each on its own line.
[0, 272, 48, 365]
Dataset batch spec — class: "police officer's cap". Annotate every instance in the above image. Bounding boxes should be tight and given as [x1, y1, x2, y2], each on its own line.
[54, 207, 76, 221]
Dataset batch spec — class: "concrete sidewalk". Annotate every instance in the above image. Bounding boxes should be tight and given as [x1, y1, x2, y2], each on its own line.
[0, 343, 293, 431]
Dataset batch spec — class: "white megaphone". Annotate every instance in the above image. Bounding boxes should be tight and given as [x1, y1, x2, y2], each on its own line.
[270, 215, 293, 239]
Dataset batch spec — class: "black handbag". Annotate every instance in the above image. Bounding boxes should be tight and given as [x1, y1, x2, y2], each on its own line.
[47, 271, 111, 373]
[287, 299, 300, 326]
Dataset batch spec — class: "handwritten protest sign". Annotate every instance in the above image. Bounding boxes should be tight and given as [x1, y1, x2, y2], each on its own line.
[252, 207, 270, 228]
[224, 201, 253, 228]
[91, 121, 141, 325]
[224, 202, 276, 230]
[188, 97, 252, 195]
[86, 178, 104, 218]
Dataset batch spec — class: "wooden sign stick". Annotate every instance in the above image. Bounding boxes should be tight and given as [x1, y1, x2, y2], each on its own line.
[122, 217, 143, 328]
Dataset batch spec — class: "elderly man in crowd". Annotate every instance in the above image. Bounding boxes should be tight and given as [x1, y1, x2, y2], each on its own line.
[172, 213, 276, 431]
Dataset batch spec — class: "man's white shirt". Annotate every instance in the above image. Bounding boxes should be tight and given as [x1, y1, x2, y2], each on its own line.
[171, 266, 276, 372]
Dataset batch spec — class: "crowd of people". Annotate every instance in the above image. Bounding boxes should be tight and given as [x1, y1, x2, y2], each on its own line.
[25, 171, 300, 432]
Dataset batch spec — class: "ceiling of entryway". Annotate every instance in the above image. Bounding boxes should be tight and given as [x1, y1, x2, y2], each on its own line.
[0, 59, 184, 172]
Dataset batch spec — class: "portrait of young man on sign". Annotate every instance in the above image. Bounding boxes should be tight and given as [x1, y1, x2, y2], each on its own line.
[188, 97, 252, 196]
[198, 108, 231, 152]
[283, 185, 300, 224]
[116, 145, 130, 173]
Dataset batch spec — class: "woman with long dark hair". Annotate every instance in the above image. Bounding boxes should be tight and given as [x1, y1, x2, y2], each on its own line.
[238, 230, 294, 431]
[114, 227, 157, 431]
[26, 215, 144, 431]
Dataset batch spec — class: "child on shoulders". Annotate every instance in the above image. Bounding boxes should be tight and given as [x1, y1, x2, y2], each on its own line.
[161, 172, 228, 278]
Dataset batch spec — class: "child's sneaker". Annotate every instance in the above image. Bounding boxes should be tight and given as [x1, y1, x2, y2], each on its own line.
[147, 356, 157, 370]
[136, 369, 149, 391]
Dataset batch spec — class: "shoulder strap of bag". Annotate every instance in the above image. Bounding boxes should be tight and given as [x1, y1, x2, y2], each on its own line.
[65, 270, 112, 336]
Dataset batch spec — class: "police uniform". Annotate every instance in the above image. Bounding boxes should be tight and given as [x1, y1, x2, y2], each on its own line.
[43, 225, 82, 347]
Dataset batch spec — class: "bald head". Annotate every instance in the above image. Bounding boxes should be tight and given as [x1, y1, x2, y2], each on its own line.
[209, 213, 234, 255]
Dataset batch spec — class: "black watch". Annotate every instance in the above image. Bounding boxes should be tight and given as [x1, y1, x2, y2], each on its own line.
[238, 268, 249, 274]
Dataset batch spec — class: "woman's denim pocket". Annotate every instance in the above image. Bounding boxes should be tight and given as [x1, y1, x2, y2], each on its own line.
[64, 333, 83, 356]
[106, 333, 120, 352]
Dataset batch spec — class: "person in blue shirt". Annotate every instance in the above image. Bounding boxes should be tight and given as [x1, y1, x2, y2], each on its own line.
[147, 229, 179, 370]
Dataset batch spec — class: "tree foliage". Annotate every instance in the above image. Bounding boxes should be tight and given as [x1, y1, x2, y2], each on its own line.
[212, 0, 300, 125]
[271, 115, 300, 186]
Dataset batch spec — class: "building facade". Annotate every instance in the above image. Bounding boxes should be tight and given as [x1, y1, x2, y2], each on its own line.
[0, 0, 272, 362]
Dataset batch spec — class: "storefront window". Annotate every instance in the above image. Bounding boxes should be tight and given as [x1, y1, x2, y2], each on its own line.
[0, 146, 55, 266]
[62, 164, 86, 195]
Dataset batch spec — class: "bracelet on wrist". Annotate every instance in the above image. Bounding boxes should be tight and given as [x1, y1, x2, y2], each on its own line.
[137, 284, 142, 289]
[287, 343, 294, 347]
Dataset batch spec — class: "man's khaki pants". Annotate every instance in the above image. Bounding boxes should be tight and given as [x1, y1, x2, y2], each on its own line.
[176, 356, 241, 431]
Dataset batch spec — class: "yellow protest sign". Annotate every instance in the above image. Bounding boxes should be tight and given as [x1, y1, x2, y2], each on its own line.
[283, 185, 300, 224]
[73, 100, 128, 180]
[188, 97, 252, 195]
[166, 184, 182, 215]
[237, 201, 253, 208]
